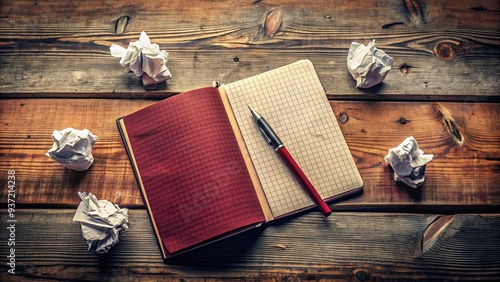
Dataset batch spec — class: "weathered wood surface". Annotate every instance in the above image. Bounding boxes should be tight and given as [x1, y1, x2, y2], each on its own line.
[1, 210, 499, 281]
[0, 99, 498, 211]
[1, 0, 499, 280]
[0, 0, 499, 98]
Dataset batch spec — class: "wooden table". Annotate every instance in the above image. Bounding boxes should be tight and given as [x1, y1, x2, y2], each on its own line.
[1, 0, 499, 280]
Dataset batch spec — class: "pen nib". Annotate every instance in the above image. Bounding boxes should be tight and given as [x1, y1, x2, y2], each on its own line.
[248, 105, 261, 120]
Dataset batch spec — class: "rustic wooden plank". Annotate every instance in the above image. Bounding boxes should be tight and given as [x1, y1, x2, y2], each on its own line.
[1, 50, 499, 100]
[0, 0, 500, 34]
[0, 99, 498, 211]
[0, 0, 498, 98]
[1, 0, 498, 32]
[0, 209, 498, 281]
[0, 99, 152, 206]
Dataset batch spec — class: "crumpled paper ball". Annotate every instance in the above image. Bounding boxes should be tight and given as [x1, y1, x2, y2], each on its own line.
[347, 39, 394, 88]
[384, 136, 433, 188]
[46, 128, 98, 171]
[73, 192, 129, 254]
[110, 31, 172, 86]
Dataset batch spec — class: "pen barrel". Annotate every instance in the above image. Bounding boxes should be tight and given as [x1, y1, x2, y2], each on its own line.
[257, 117, 283, 149]
[277, 147, 332, 217]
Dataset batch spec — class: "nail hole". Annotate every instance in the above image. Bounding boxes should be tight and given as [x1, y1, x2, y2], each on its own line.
[399, 64, 412, 74]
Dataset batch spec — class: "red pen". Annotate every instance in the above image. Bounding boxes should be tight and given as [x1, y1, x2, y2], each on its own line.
[248, 106, 332, 217]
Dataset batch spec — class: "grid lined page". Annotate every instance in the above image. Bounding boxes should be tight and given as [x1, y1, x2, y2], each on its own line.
[224, 60, 363, 217]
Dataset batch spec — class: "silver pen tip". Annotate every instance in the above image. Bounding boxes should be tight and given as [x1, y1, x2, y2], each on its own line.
[247, 105, 260, 120]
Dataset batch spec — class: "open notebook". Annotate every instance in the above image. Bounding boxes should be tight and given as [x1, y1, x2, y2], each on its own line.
[117, 60, 363, 259]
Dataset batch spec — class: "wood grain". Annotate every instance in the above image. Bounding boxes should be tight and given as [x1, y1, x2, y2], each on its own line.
[0, 209, 498, 281]
[0, 99, 498, 211]
[0, 0, 498, 98]
[0, 1, 499, 280]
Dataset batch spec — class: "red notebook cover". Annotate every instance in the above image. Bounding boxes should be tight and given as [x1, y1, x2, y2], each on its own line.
[119, 87, 266, 257]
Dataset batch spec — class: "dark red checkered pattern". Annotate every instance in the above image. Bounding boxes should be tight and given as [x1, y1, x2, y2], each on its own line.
[123, 87, 265, 255]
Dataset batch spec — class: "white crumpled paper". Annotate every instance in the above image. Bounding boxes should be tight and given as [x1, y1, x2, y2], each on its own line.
[73, 192, 129, 254]
[347, 39, 394, 88]
[110, 31, 172, 86]
[46, 128, 98, 171]
[384, 136, 433, 188]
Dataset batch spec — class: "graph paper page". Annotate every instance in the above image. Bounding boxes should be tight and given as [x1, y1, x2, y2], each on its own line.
[223, 60, 363, 218]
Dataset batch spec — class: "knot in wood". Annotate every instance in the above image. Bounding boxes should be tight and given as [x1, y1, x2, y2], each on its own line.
[265, 9, 283, 37]
[433, 103, 465, 146]
[339, 112, 349, 123]
[434, 41, 458, 61]
[403, 0, 424, 25]
[114, 15, 130, 34]
[355, 271, 368, 281]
